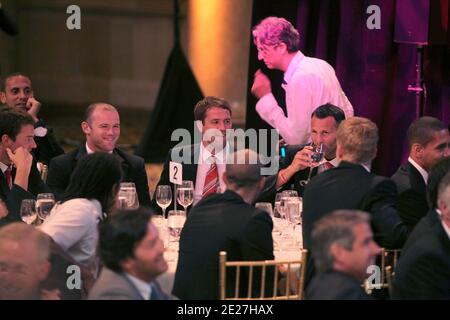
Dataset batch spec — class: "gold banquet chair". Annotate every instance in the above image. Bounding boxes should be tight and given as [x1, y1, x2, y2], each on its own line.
[364, 248, 401, 294]
[219, 250, 308, 300]
[380, 248, 401, 289]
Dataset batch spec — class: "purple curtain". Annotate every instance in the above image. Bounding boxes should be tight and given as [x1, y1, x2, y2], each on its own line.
[247, 0, 450, 176]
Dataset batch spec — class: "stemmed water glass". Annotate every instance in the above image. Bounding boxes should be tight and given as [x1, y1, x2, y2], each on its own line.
[36, 193, 55, 221]
[156, 185, 172, 218]
[20, 199, 37, 225]
[176, 180, 194, 213]
[255, 202, 273, 217]
[299, 143, 324, 186]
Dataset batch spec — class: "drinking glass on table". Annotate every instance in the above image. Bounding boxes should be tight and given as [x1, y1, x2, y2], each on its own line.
[176, 180, 194, 213]
[284, 197, 303, 232]
[299, 143, 324, 186]
[118, 182, 139, 209]
[156, 185, 172, 218]
[20, 199, 37, 225]
[36, 193, 55, 221]
[167, 210, 186, 243]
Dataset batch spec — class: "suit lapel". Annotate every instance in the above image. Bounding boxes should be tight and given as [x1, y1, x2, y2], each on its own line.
[0, 172, 10, 196]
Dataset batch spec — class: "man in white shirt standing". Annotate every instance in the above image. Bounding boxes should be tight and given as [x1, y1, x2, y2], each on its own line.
[250, 16, 354, 145]
[392, 116, 450, 228]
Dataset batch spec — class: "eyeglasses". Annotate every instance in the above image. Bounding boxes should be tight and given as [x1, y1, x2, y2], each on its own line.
[256, 43, 281, 57]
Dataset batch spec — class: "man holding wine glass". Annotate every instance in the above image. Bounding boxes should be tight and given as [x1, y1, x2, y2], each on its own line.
[257, 104, 345, 202]
[0, 108, 51, 226]
[153, 96, 233, 213]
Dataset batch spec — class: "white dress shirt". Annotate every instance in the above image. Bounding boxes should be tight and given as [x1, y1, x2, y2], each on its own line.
[193, 143, 228, 204]
[256, 51, 354, 145]
[125, 273, 153, 300]
[408, 157, 428, 185]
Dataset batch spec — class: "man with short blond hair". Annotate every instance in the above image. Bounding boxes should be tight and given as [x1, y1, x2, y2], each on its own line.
[47, 102, 150, 206]
[0, 223, 51, 299]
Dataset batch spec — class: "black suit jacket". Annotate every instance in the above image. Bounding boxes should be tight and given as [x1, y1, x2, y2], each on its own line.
[391, 161, 429, 228]
[302, 161, 411, 286]
[306, 271, 372, 300]
[392, 209, 450, 299]
[33, 119, 65, 165]
[46, 144, 151, 207]
[0, 161, 51, 226]
[172, 190, 274, 300]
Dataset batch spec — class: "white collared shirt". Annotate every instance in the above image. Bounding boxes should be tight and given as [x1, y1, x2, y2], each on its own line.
[256, 51, 354, 145]
[408, 157, 428, 185]
[193, 143, 228, 204]
[0, 161, 9, 174]
[125, 273, 153, 300]
[436, 209, 450, 240]
[85, 143, 114, 155]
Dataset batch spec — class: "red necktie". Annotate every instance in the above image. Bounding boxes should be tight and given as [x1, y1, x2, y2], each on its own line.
[202, 154, 219, 199]
[318, 161, 334, 174]
[4, 165, 12, 189]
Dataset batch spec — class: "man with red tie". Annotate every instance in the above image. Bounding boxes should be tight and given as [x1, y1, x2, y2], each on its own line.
[153, 96, 233, 212]
[270, 103, 345, 197]
[0, 108, 50, 226]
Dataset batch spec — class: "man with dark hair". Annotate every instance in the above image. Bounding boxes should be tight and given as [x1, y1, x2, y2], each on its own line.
[0, 108, 50, 226]
[173, 149, 274, 299]
[46, 102, 150, 206]
[89, 207, 173, 300]
[392, 117, 450, 228]
[154, 96, 233, 211]
[302, 117, 410, 287]
[0, 73, 64, 165]
[306, 210, 380, 300]
[392, 172, 450, 299]
[250, 17, 353, 145]
[275, 103, 345, 195]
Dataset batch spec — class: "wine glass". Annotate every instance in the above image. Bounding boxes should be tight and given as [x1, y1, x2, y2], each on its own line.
[36, 193, 55, 221]
[255, 202, 273, 217]
[299, 143, 324, 186]
[156, 185, 172, 218]
[284, 197, 303, 232]
[176, 180, 194, 213]
[167, 209, 186, 244]
[20, 199, 37, 225]
[118, 182, 139, 209]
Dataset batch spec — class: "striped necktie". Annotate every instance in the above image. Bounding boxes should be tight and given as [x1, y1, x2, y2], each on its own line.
[318, 161, 334, 174]
[4, 165, 12, 189]
[202, 153, 219, 199]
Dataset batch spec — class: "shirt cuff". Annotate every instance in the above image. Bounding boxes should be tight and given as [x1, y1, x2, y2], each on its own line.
[255, 93, 278, 120]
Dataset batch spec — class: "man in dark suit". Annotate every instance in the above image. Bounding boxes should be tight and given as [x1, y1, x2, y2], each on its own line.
[89, 207, 174, 300]
[172, 149, 274, 299]
[0, 108, 50, 226]
[392, 172, 450, 299]
[306, 210, 380, 300]
[258, 104, 345, 203]
[391, 117, 450, 228]
[46, 103, 151, 206]
[0, 73, 64, 165]
[302, 117, 410, 287]
[153, 96, 233, 212]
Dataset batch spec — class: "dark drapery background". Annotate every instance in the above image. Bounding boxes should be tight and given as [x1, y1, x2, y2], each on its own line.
[246, 0, 450, 176]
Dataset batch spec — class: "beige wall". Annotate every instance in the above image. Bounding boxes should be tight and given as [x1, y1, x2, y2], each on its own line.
[2, 0, 187, 109]
[187, 0, 252, 125]
[1, 0, 253, 123]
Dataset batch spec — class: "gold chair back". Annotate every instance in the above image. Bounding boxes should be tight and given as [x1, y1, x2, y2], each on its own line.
[219, 249, 308, 300]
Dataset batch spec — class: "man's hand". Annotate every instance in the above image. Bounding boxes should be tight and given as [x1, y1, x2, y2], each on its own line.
[0, 199, 8, 219]
[6, 147, 33, 171]
[251, 69, 272, 99]
[289, 146, 314, 172]
[26, 97, 41, 122]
